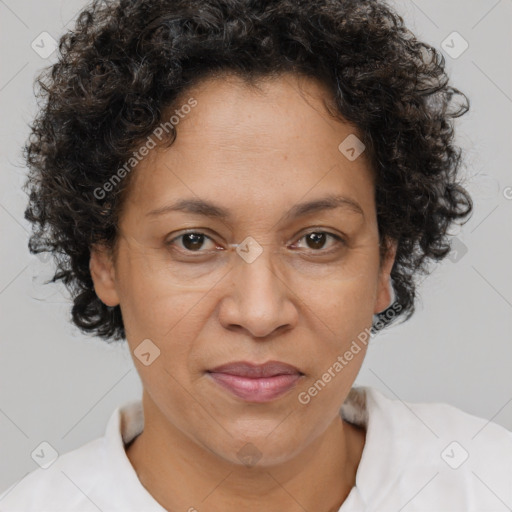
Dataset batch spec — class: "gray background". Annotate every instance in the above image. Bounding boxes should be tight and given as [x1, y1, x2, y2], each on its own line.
[1, 0, 511, 493]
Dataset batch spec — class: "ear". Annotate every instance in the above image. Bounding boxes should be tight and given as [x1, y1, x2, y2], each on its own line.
[89, 243, 120, 307]
[374, 237, 398, 315]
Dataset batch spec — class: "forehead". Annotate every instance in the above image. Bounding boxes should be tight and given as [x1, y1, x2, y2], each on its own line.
[123, 72, 375, 220]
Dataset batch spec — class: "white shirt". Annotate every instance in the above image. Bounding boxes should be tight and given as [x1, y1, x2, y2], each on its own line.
[1, 386, 511, 511]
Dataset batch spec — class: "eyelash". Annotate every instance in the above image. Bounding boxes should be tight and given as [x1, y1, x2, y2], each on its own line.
[165, 229, 347, 256]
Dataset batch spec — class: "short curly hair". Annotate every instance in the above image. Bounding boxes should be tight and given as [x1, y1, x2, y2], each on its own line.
[24, 0, 473, 342]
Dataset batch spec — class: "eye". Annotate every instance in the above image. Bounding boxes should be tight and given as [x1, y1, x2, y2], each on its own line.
[166, 232, 220, 253]
[166, 229, 346, 255]
[292, 231, 346, 252]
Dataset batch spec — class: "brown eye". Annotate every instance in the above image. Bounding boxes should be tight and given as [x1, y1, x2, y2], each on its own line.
[166, 232, 218, 253]
[181, 233, 207, 251]
[305, 232, 328, 250]
[294, 231, 345, 252]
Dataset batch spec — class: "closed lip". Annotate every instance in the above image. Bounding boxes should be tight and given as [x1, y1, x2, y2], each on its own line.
[207, 360, 304, 378]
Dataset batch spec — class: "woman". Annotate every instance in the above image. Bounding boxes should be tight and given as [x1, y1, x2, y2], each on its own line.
[1, 0, 511, 510]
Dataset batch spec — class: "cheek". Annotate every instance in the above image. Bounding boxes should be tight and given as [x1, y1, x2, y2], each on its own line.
[294, 276, 374, 415]
[116, 250, 210, 343]
[304, 271, 378, 339]
[122, 285, 209, 349]
[119, 272, 210, 404]
[294, 277, 375, 404]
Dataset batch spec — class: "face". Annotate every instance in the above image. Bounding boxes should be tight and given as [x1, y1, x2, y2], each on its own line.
[90, 72, 396, 467]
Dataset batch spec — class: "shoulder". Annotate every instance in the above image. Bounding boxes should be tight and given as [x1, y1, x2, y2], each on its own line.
[0, 437, 107, 512]
[364, 385, 511, 434]
[0, 400, 159, 512]
[355, 386, 512, 510]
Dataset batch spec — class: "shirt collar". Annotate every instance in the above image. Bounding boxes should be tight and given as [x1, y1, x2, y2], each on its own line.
[103, 398, 167, 511]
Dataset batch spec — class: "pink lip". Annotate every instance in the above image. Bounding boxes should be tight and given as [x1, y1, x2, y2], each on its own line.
[207, 360, 304, 402]
[208, 373, 303, 402]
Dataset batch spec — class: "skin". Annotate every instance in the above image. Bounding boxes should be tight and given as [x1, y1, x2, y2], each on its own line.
[90, 72, 397, 512]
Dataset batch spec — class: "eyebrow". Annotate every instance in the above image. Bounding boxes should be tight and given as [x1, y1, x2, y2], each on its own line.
[146, 194, 364, 221]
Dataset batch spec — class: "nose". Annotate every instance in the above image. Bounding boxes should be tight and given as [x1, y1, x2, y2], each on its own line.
[218, 246, 299, 338]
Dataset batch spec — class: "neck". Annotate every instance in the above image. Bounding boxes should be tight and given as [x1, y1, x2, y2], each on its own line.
[126, 392, 365, 512]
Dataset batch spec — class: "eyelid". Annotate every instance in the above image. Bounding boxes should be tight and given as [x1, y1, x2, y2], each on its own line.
[294, 227, 347, 244]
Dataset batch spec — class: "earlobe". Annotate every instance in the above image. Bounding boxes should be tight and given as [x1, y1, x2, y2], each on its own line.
[374, 238, 398, 315]
[89, 244, 120, 307]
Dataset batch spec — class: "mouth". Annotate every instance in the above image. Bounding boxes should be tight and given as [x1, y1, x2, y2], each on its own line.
[206, 360, 305, 403]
